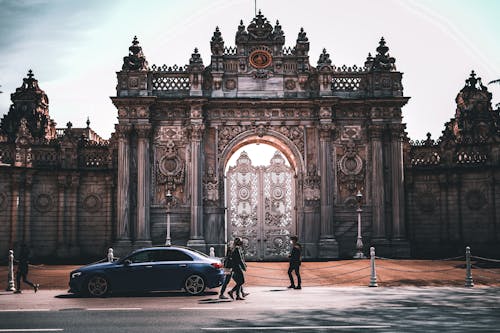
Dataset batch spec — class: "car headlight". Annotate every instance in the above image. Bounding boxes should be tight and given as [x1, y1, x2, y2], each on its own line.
[71, 271, 82, 279]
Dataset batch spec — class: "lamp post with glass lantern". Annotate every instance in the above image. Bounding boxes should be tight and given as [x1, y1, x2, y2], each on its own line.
[165, 189, 174, 246]
[353, 190, 365, 259]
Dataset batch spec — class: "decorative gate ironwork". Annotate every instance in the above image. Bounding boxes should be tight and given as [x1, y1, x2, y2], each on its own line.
[227, 150, 295, 260]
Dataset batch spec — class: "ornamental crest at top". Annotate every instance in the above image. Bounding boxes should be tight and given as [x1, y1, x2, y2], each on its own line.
[116, 11, 404, 99]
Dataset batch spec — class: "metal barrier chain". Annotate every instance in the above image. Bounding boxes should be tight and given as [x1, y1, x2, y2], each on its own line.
[249, 260, 360, 271]
[375, 255, 464, 261]
[471, 265, 500, 275]
[376, 265, 459, 273]
[471, 255, 500, 263]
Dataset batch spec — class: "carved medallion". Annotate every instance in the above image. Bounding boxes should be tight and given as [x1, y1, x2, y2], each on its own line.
[249, 50, 272, 69]
[417, 192, 436, 213]
[34, 194, 53, 213]
[83, 194, 102, 213]
[466, 190, 486, 210]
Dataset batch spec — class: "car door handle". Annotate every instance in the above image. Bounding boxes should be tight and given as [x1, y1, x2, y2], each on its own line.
[179, 264, 187, 268]
[146, 265, 153, 268]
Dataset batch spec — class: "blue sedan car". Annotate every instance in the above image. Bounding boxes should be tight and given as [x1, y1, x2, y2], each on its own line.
[69, 246, 225, 297]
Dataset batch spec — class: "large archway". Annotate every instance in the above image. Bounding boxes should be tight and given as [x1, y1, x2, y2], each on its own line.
[221, 134, 304, 261]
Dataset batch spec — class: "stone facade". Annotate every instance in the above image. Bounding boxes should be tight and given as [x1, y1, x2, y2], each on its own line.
[0, 12, 498, 260]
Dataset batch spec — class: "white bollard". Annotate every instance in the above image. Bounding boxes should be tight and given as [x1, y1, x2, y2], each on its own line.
[209, 247, 215, 258]
[6, 250, 15, 291]
[369, 247, 378, 287]
[107, 248, 114, 262]
[465, 246, 474, 288]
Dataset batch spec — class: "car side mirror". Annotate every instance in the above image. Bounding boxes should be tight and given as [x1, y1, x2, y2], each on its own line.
[124, 259, 132, 266]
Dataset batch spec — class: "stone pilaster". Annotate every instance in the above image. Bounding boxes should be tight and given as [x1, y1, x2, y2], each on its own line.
[114, 124, 133, 253]
[56, 174, 67, 255]
[9, 176, 20, 249]
[23, 173, 33, 245]
[187, 103, 206, 251]
[135, 124, 152, 247]
[68, 173, 80, 256]
[369, 124, 387, 241]
[389, 123, 410, 257]
[318, 120, 338, 258]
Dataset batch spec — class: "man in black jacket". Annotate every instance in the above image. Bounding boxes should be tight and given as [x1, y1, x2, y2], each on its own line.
[14, 243, 39, 294]
[287, 236, 302, 290]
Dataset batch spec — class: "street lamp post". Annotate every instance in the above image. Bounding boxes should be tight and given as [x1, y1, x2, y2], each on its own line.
[353, 190, 365, 259]
[165, 189, 174, 246]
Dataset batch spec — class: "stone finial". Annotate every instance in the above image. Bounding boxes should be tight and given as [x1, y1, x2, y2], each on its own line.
[210, 26, 224, 56]
[370, 37, 396, 71]
[317, 48, 332, 68]
[66, 121, 73, 129]
[236, 19, 249, 43]
[122, 35, 148, 71]
[86, 117, 90, 128]
[247, 10, 273, 41]
[189, 47, 203, 65]
[272, 19, 285, 43]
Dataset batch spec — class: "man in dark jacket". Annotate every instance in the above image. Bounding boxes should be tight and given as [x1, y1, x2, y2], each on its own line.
[287, 236, 302, 289]
[14, 243, 39, 293]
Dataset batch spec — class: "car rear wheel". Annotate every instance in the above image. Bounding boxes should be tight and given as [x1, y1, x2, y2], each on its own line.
[184, 274, 206, 295]
[87, 275, 109, 297]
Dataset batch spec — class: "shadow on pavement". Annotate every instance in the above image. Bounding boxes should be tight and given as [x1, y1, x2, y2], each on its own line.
[55, 290, 219, 299]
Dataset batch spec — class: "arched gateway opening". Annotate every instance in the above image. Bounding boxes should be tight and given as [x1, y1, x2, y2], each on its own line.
[222, 135, 302, 261]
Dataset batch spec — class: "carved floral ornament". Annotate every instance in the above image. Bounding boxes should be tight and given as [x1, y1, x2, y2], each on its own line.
[466, 189, 487, 210]
[34, 193, 53, 213]
[83, 194, 102, 213]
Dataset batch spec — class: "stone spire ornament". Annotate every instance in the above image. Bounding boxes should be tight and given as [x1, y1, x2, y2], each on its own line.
[210, 26, 224, 56]
[122, 36, 148, 71]
[370, 37, 395, 71]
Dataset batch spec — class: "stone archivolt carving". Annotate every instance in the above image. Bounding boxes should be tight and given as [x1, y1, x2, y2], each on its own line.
[156, 140, 185, 192]
[337, 142, 365, 194]
[203, 166, 219, 204]
[218, 125, 250, 155]
[154, 126, 185, 143]
[303, 163, 320, 201]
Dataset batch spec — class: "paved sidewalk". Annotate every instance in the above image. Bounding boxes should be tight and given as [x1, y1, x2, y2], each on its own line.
[1, 259, 499, 290]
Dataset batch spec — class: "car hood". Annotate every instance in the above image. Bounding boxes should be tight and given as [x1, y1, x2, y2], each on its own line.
[76, 262, 116, 272]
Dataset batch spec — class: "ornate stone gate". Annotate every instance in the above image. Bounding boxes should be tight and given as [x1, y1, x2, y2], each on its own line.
[111, 11, 411, 259]
[227, 151, 295, 260]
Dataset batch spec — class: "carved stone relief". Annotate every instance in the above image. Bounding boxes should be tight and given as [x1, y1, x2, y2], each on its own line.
[337, 141, 365, 200]
[203, 166, 219, 204]
[303, 163, 320, 202]
[155, 140, 185, 204]
[465, 189, 487, 210]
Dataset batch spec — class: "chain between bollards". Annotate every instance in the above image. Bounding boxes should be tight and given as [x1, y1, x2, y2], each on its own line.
[369, 246, 378, 287]
[6, 250, 15, 291]
[465, 246, 474, 288]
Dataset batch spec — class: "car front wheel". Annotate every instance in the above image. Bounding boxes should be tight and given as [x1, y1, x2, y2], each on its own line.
[86, 275, 109, 297]
[184, 274, 206, 296]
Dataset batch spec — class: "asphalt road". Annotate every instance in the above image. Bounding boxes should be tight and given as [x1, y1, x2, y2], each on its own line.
[1, 287, 499, 332]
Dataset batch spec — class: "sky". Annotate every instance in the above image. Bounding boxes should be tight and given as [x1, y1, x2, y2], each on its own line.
[0, 0, 499, 146]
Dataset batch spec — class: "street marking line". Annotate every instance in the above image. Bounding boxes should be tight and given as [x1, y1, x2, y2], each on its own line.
[201, 325, 391, 331]
[86, 307, 142, 311]
[0, 309, 51, 312]
[180, 307, 234, 310]
[0, 328, 64, 332]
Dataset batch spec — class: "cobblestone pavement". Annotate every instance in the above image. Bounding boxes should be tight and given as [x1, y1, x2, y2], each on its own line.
[1, 259, 499, 290]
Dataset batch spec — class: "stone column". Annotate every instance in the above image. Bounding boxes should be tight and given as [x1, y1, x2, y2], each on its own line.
[187, 118, 206, 252]
[389, 124, 410, 257]
[390, 124, 405, 239]
[318, 123, 338, 258]
[135, 124, 152, 247]
[114, 124, 132, 253]
[69, 173, 80, 256]
[9, 177, 20, 249]
[56, 174, 67, 255]
[23, 173, 33, 244]
[369, 124, 387, 241]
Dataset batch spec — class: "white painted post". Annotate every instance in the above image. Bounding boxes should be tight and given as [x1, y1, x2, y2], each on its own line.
[107, 248, 114, 262]
[465, 246, 474, 288]
[209, 247, 215, 258]
[6, 250, 15, 291]
[369, 247, 378, 287]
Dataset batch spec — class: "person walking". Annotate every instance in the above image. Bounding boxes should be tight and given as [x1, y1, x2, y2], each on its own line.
[219, 240, 234, 299]
[287, 236, 302, 290]
[14, 243, 39, 294]
[228, 237, 247, 300]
